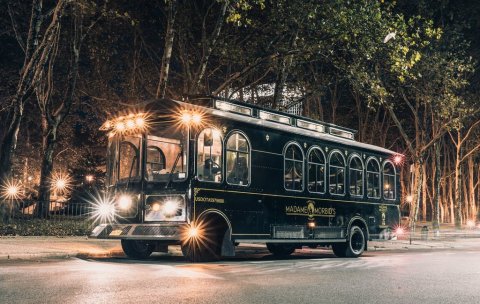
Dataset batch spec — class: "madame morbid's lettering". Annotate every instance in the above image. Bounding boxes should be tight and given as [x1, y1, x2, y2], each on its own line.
[285, 200, 336, 218]
[195, 196, 225, 203]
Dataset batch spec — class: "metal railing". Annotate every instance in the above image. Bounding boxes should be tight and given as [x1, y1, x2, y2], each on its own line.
[0, 200, 94, 236]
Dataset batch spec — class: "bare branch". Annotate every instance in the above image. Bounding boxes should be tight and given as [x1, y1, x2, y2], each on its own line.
[7, 2, 25, 53]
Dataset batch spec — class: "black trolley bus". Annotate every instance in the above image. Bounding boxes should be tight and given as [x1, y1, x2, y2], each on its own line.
[90, 97, 402, 261]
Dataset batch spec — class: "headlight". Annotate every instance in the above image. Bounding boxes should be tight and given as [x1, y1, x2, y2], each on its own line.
[118, 194, 133, 210]
[145, 196, 186, 222]
[114, 193, 138, 217]
[163, 200, 179, 216]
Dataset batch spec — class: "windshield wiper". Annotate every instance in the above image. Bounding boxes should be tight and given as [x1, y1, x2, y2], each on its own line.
[125, 155, 137, 190]
[165, 148, 183, 189]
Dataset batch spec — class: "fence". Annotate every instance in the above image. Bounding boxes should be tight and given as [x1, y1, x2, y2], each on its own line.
[0, 199, 94, 236]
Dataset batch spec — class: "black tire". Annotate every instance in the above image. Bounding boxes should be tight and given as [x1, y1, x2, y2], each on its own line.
[121, 239, 155, 259]
[181, 223, 223, 262]
[332, 243, 347, 257]
[332, 226, 366, 258]
[266, 243, 296, 257]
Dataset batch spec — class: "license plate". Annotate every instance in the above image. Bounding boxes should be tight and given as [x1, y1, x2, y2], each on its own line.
[110, 229, 122, 236]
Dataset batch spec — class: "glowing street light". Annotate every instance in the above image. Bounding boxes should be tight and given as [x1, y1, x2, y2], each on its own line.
[1, 180, 23, 200]
[51, 172, 72, 195]
[405, 195, 413, 203]
[56, 179, 67, 191]
[85, 175, 94, 183]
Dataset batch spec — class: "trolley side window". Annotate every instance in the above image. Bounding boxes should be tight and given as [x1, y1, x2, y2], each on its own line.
[307, 147, 325, 193]
[284, 143, 304, 191]
[226, 132, 250, 186]
[329, 151, 345, 195]
[383, 161, 396, 200]
[349, 155, 364, 197]
[367, 158, 381, 198]
[197, 128, 223, 183]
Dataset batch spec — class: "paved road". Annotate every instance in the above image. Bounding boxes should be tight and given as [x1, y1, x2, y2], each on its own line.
[1, 246, 480, 304]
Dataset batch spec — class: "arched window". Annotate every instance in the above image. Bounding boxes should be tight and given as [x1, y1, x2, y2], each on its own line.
[119, 141, 139, 180]
[349, 155, 364, 196]
[284, 143, 304, 191]
[197, 128, 223, 182]
[226, 132, 250, 186]
[383, 161, 396, 199]
[145, 146, 166, 181]
[329, 151, 345, 195]
[366, 158, 380, 198]
[308, 147, 325, 193]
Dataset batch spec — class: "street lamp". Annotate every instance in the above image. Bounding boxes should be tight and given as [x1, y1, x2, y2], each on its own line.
[1, 179, 23, 224]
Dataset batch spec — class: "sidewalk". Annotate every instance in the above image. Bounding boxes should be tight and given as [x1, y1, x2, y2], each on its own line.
[1, 235, 479, 261]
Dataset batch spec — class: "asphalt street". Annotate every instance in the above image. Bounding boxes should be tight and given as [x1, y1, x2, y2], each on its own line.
[1, 245, 480, 304]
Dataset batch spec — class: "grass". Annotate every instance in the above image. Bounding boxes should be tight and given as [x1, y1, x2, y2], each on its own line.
[0, 218, 93, 236]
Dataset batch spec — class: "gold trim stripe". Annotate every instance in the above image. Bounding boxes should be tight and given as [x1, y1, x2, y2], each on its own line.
[194, 187, 398, 206]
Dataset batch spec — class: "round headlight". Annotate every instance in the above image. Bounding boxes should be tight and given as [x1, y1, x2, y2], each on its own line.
[118, 195, 133, 210]
[163, 200, 179, 216]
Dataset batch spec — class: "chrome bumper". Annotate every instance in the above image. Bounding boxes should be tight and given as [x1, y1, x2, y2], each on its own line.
[90, 223, 183, 240]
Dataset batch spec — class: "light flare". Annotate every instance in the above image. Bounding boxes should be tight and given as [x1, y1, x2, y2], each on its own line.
[192, 113, 202, 124]
[392, 154, 404, 166]
[1, 179, 23, 200]
[151, 203, 161, 212]
[181, 112, 192, 124]
[115, 121, 126, 132]
[126, 119, 135, 129]
[117, 194, 133, 210]
[51, 172, 72, 194]
[163, 200, 179, 216]
[177, 109, 205, 127]
[85, 190, 119, 224]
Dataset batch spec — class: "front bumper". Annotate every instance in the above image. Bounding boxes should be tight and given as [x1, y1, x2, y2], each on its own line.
[90, 223, 183, 241]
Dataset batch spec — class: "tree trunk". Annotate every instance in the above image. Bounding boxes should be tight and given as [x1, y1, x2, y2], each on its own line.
[0, 98, 23, 181]
[272, 32, 298, 109]
[432, 141, 441, 234]
[36, 119, 58, 218]
[468, 155, 475, 221]
[156, 0, 178, 99]
[410, 157, 423, 242]
[454, 140, 463, 229]
[422, 161, 427, 221]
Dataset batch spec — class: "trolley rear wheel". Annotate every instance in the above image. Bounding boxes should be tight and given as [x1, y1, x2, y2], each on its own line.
[266, 243, 296, 257]
[332, 225, 366, 258]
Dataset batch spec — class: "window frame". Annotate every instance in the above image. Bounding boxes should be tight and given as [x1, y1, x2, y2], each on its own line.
[283, 142, 305, 192]
[382, 160, 396, 200]
[348, 153, 364, 197]
[196, 127, 224, 184]
[328, 149, 346, 196]
[366, 157, 381, 199]
[225, 130, 251, 187]
[307, 146, 326, 194]
[118, 138, 141, 181]
[146, 145, 166, 171]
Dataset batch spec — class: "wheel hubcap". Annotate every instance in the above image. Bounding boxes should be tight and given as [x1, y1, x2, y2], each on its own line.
[351, 230, 364, 254]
